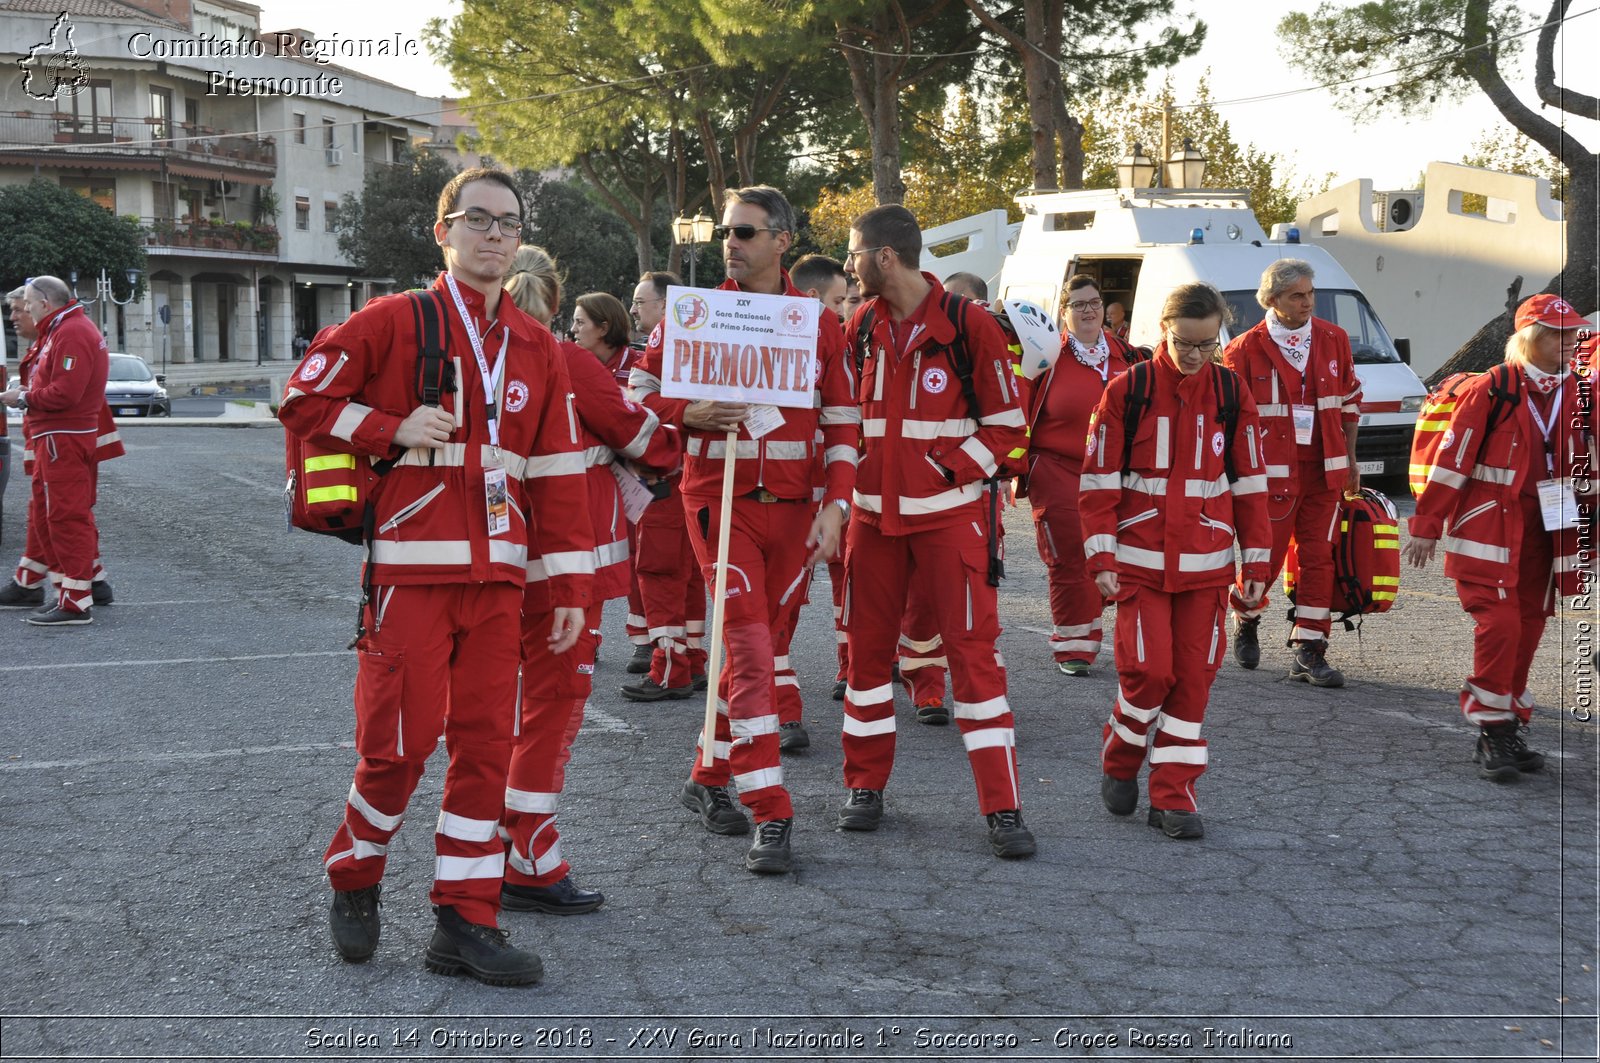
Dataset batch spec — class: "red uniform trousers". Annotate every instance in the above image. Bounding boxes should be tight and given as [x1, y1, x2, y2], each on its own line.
[16, 449, 107, 593]
[624, 520, 650, 648]
[503, 601, 604, 889]
[1030, 467, 1105, 666]
[636, 495, 708, 690]
[897, 576, 948, 706]
[773, 574, 808, 727]
[828, 555, 849, 681]
[322, 583, 521, 927]
[1455, 493, 1556, 726]
[684, 495, 809, 822]
[1229, 458, 1340, 642]
[33, 433, 102, 614]
[843, 518, 1020, 814]
[1102, 584, 1228, 813]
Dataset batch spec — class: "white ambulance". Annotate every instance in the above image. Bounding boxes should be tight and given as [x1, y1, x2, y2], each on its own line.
[925, 188, 1430, 479]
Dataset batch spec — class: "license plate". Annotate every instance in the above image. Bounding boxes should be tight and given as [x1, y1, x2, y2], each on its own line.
[1358, 460, 1385, 475]
[116, 406, 139, 416]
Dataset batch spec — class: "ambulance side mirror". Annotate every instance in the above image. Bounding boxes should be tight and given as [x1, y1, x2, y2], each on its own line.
[1394, 338, 1411, 365]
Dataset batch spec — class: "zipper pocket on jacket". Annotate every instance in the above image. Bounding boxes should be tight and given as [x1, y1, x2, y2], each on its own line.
[311, 352, 349, 393]
[909, 352, 922, 410]
[1117, 508, 1159, 532]
[1207, 613, 1220, 666]
[379, 483, 446, 533]
[565, 393, 579, 445]
[1450, 427, 1474, 470]
[1194, 414, 1204, 471]
[1198, 513, 1234, 537]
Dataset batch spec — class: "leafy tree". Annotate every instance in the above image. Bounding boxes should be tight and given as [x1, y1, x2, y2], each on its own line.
[1277, 0, 1597, 380]
[962, 0, 1205, 191]
[1079, 76, 1334, 226]
[517, 170, 642, 325]
[1460, 124, 1569, 201]
[333, 148, 460, 289]
[0, 179, 146, 301]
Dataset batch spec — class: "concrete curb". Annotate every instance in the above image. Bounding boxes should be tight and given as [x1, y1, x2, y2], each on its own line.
[113, 417, 281, 428]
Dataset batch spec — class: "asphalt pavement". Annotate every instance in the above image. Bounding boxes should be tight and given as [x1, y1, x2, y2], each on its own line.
[0, 427, 1595, 1062]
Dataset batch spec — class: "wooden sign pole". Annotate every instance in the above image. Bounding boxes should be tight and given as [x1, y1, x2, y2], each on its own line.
[699, 427, 739, 767]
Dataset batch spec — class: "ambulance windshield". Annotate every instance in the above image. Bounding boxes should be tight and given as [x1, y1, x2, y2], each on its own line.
[1221, 289, 1403, 364]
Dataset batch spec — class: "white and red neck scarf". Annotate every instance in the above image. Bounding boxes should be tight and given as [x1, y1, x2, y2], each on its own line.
[1266, 310, 1312, 372]
[1522, 360, 1568, 395]
[1067, 330, 1109, 369]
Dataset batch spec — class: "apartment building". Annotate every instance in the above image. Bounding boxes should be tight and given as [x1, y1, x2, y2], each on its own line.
[0, 0, 437, 366]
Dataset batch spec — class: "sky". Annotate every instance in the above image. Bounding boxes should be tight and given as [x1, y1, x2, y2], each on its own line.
[252, 0, 1598, 192]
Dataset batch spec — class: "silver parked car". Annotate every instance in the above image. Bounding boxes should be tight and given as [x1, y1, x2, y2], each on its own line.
[105, 353, 171, 417]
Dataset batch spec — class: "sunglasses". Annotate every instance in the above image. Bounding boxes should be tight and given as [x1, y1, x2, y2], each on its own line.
[712, 224, 782, 241]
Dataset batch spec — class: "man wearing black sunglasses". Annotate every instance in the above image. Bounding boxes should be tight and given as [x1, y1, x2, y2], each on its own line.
[631, 185, 860, 875]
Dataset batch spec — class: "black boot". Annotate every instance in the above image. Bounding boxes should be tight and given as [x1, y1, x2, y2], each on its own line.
[424, 905, 542, 986]
[745, 818, 794, 874]
[1232, 616, 1261, 670]
[328, 884, 381, 962]
[1474, 723, 1523, 782]
[1288, 640, 1344, 687]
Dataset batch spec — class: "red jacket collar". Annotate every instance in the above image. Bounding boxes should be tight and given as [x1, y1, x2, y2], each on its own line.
[431, 272, 538, 343]
[718, 268, 802, 298]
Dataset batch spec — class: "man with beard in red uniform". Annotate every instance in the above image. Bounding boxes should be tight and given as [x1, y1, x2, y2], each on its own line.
[1, 276, 112, 625]
[279, 168, 594, 986]
[840, 204, 1035, 859]
[622, 270, 710, 701]
[632, 184, 859, 874]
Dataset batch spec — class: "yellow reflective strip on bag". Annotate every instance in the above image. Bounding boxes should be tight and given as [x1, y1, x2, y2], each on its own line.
[1372, 591, 1397, 602]
[306, 485, 360, 504]
[1374, 524, 1399, 535]
[304, 453, 357, 473]
[1371, 576, 1400, 587]
[1008, 447, 1027, 459]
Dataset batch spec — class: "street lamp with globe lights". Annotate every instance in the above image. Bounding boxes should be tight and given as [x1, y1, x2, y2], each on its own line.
[70, 267, 142, 342]
[672, 212, 715, 288]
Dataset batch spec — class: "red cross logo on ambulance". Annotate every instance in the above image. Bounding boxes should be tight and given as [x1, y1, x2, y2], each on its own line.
[922, 366, 949, 394]
[1211, 430, 1225, 456]
[299, 352, 326, 380]
[504, 379, 530, 414]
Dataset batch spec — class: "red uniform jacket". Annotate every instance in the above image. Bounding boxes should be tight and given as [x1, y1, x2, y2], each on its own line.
[16, 329, 123, 474]
[845, 275, 1027, 535]
[543, 340, 681, 606]
[279, 274, 595, 601]
[1023, 332, 1136, 506]
[1079, 348, 1272, 593]
[1223, 317, 1361, 494]
[631, 270, 859, 507]
[23, 303, 109, 437]
[1408, 363, 1591, 595]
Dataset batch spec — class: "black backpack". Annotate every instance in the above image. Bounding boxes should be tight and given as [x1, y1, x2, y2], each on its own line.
[1118, 359, 1242, 481]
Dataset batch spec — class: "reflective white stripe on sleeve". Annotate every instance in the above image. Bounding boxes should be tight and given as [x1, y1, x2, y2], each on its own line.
[1316, 395, 1343, 410]
[853, 491, 882, 512]
[1241, 547, 1272, 564]
[542, 550, 597, 576]
[330, 403, 373, 442]
[959, 436, 999, 477]
[583, 445, 614, 467]
[1428, 466, 1468, 488]
[437, 810, 500, 843]
[820, 405, 862, 426]
[1325, 454, 1350, 471]
[595, 537, 629, 568]
[628, 368, 662, 393]
[824, 445, 860, 466]
[371, 539, 470, 567]
[953, 695, 1009, 721]
[1084, 533, 1118, 556]
[979, 407, 1026, 428]
[1080, 472, 1122, 492]
[504, 788, 558, 814]
[619, 411, 661, 459]
[842, 714, 897, 737]
[435, 853, 505, 880]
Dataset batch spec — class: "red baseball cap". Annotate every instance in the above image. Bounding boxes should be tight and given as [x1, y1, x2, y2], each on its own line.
[1515, 293, 1589, 331]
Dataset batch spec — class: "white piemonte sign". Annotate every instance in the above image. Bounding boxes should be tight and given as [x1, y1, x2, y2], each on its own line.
[659, 286, 819, 409]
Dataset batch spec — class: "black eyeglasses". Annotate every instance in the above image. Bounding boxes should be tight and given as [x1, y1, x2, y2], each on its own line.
[1068, 299, 1103, 312]
[712, 224, 782, 241]
[845, 246, 888, 262]
[443, 208, 524, 236]
[1168, 334, 1221, 355]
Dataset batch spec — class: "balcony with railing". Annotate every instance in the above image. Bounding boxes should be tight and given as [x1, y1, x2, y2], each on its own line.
[142, 217, 280, 256]
[0, 112, 277, 175]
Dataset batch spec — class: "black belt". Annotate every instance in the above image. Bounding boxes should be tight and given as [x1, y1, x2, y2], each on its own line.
[741, 489, 802, 503]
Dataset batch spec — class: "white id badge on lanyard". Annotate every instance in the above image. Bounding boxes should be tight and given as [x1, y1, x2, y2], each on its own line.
[484, 466, 511, 536]
[1292, 404, 1315, 445]
[1536, 478, 1579, 531]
